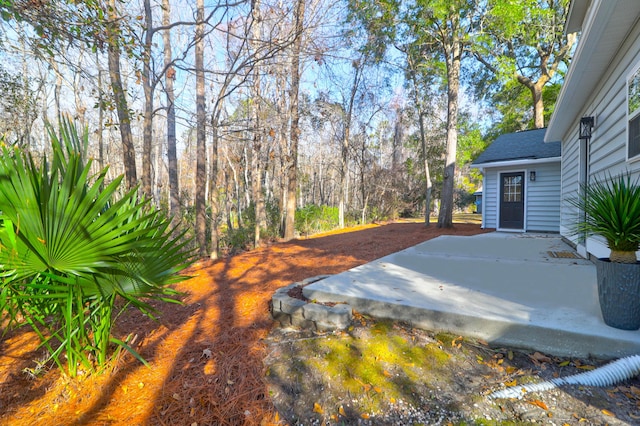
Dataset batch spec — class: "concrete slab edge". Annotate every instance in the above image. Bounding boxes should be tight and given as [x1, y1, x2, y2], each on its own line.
[303, 288, 640, 360]
[270, 275, 352, 331]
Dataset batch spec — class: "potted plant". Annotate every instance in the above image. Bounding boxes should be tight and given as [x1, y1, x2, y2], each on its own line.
[569, 172, 640, 330]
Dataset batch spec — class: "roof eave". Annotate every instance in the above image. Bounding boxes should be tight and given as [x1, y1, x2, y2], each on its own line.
[565, 0, 591, 34]
[471, 156, 562, 170]
[546, 1, 640, 142]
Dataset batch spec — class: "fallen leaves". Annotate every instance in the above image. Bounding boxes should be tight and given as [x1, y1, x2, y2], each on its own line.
[451, 336, 463, 348]
[577, 364, 596, 371]
[529, 351, 552, 365]
[572, 413, 588, 422]
[610, 381, 640, 420]
[528, 399, 549, 411]
[352, 311, 372, 326]
[616, 385, 640, 399]
[311, 401, 373, 422]
[601, 408, 616, 417]
[505, 366, 517, 374]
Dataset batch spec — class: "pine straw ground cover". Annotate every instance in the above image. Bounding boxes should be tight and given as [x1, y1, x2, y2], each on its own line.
[0, 220, 490, 425]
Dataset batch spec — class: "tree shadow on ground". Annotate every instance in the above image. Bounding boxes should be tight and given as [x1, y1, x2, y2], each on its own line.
[0, 222, 489, 425]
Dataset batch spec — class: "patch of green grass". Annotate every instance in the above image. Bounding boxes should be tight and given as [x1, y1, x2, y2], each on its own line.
[370, 319, 394, 334]
[304, 325, 452, 414]
[453, 213, 483, 224]
[435, 332, 462, 346]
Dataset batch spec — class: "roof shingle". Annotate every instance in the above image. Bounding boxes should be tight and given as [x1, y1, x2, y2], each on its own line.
[472, 128, 561, 166]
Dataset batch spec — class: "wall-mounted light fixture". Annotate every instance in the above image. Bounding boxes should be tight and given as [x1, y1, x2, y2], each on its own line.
[579, 116, 595, 140]
[529, 170, 536, 181]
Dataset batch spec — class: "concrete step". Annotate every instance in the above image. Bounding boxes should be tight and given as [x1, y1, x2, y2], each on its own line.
[303, 233, 640, 359]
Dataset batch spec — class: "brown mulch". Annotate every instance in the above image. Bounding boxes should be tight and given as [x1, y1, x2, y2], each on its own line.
[0, 221, 489, 425]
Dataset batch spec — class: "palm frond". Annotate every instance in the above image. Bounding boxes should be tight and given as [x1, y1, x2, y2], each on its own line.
[0, 116, 193, 376]
[567, 172, 640, 252]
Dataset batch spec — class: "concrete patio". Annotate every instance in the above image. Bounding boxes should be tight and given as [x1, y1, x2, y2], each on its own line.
[303, 232, 640, 359]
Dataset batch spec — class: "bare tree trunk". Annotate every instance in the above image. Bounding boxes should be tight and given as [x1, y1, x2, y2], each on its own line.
[19, 33, 33, 147]
[209, 118, 220, 259]
[532, 85, 544, 129]
[195, 0, 207, 256]
[51, 59, 62, 123]
[153, 121, 162, 204]
[437, 36, 461, 229]
[516, 74, 549, 129]
[338, 125, 348, 229]
[391, 107, 404, 217]
[339, 64, 362, 229]
[96, 51, 105, 172]
[283, 0, 305, 241]
[241, 144, 249, 225]
[406, 35, 434, 226]
[532, 79, 546, 129]
[418, 112, 432, 226]
[276, 72, 288, 235]
[251, 154, 265, 247]
[107, 0, 137, 189]
[141, 0, 154, 198]
[392, 108, 403, 172]
[251, 0, 265, 247]
[72, 53, 88, 126]
[223, 158, 235, 231]
[318, 163, 325, 204]
[359, 139, 368, 224]
[163, 0, 179, 219]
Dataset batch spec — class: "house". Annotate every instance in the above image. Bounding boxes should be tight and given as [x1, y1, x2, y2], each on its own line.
[471, 128, 562, 232]
[473, 189, 482, 214]
[545, 0, 640, 259]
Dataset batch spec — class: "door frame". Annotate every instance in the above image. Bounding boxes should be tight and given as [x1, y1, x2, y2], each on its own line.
[498, 170, 526, 231]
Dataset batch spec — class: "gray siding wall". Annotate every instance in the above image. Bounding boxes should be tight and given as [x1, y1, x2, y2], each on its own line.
[483, 169, 499, 228]
[482, 161, 560, 232]
[560, 20, 640, 255]
[527, 162, 561, 232]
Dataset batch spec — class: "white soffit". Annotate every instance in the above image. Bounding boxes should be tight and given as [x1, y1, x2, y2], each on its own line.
[565, 0, 591, 34]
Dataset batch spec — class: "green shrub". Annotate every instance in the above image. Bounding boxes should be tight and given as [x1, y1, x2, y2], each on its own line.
[295, 204, 339, 235]
[0, 118, 193, 377]
[263, 199, 281, 240]
[217, 200, 281, 254]
[219, 225, 253, 255]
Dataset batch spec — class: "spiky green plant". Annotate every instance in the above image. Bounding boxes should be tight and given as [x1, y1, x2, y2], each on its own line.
[0, 118, 193, 376]
[568, 172, 640, 263]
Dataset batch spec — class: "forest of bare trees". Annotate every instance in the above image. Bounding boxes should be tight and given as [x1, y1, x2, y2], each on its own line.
[0, 0, 574, 258]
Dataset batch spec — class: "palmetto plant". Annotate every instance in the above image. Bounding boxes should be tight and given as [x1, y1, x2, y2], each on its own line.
[0, 118, 192, 376]
[569, 172, 640, 264]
